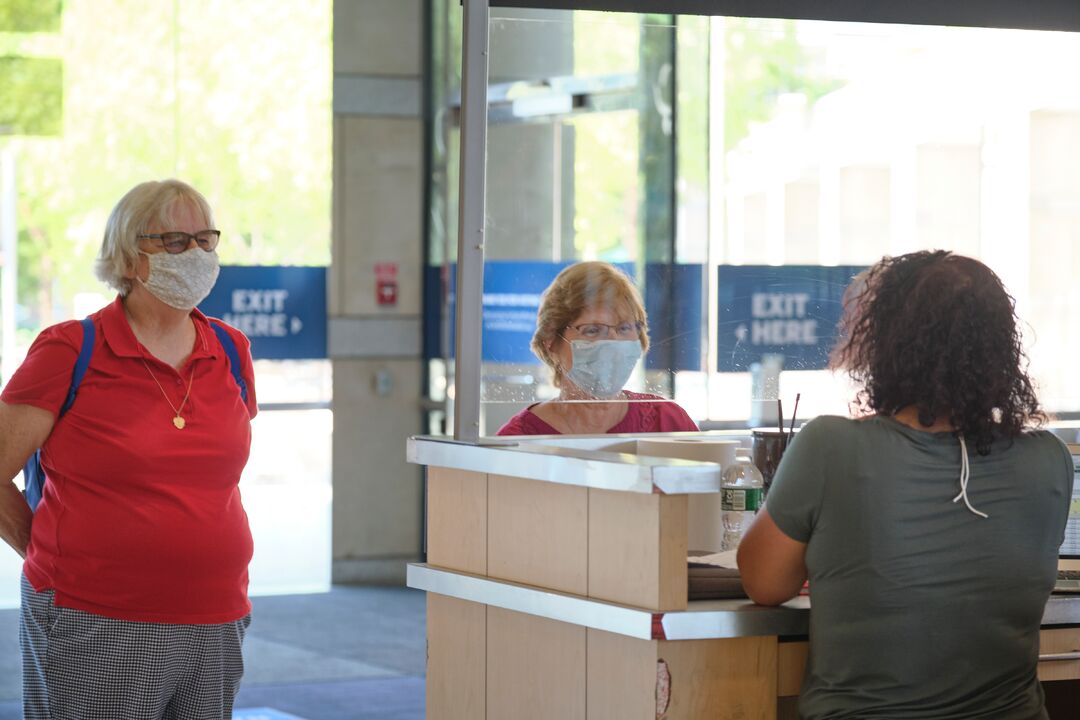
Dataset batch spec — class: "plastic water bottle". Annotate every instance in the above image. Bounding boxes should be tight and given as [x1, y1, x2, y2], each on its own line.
[721, 452, 764, 551]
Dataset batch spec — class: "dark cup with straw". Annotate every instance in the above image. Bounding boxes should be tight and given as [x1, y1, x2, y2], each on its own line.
[751, 428, 789, 496]
[752, 394, 800, 496]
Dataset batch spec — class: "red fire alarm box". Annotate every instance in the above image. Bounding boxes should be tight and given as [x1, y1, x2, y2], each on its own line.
[375, 262, 398, 307]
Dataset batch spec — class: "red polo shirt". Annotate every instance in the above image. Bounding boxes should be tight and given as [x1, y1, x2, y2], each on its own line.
[496, 391, 699, 435]
[2, 297, 257, 624]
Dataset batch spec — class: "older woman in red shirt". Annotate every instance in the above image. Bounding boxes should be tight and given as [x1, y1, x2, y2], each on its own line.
[498, 261, 697, 435]
[0, 179, 256, 720]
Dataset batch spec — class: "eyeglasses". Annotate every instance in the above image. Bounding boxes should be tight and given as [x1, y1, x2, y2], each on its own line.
[137, 230, 220, 254]
[566, 321, 643, 340]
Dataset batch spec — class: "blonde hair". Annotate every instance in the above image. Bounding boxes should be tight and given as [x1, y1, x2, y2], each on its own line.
[95, 179, 215, 295]
[532, 261, 649, 386]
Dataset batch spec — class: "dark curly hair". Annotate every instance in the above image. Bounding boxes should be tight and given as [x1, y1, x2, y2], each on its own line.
[830, 250, 1044, 455]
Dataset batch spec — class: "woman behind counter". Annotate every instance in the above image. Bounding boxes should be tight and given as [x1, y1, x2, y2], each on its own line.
[497, 261, 697, 435]
[738, 251, 1073, 720]
[0, 179, 257, 719]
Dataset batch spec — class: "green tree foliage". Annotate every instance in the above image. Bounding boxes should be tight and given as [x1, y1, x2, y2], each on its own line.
[0, 0, 61, 32]
[724, 18, 842, 149]
[5, 0, 331, 330]
[571, 11, 644, 262]
[0, 57, 62, 135]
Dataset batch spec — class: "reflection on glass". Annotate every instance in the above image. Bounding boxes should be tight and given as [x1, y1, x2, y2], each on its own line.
[475, 13, 681, 434]
[494, 262, 697, 436]
[712, 20, 1080, 422]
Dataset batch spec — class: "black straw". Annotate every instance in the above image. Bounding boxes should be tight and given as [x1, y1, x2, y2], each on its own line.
[777, 398, 784, 436]
[789, 393, 801, 440]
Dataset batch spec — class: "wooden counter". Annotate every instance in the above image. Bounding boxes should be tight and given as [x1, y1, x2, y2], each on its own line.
[409, 434, 1080, 719]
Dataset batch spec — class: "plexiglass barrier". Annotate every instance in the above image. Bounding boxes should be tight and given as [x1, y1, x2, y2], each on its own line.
[428, 7, 1080, 435]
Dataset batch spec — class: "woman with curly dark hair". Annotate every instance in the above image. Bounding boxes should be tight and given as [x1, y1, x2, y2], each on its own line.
[738, 251, 1074, 720]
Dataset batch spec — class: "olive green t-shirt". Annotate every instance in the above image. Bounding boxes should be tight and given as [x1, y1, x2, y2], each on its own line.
[767, 415, 1074, 720]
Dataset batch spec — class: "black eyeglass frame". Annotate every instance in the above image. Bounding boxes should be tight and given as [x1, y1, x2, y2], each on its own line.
[564, 321, 645, 339]
[137, 230, 221, 254]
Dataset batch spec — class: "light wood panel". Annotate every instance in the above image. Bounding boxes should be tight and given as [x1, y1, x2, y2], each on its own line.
[588, 488, 688, 611]
[487, 474, 588, 595]
[426, 467, 487, 574]
[657, 493, 690, 610]
[586, 629, 657, 720]
[660, 636, 778, 720]
[1039, 628, 1080, 682]
[427, 594, 486, 720]
[777, 641, 808, 696]
[487, 607, 586, 720]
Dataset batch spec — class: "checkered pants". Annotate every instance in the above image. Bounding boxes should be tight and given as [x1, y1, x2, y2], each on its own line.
[20, 576, 250, 720]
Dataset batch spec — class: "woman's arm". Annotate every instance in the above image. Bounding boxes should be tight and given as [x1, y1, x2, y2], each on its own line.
[736, 507, 809, 606]
[0, 401, 54, 558]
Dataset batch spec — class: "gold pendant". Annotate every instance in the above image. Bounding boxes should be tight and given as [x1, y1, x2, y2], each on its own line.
[173, 415, 186, 430]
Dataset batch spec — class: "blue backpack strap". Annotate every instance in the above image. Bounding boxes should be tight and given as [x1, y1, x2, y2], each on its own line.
[60, 318, 96, 417]
[25, 317, 95, 511]
[210, 321, 248, 404]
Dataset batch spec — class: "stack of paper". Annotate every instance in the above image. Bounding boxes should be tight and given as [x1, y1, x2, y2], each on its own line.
[687, 550, 746, 600]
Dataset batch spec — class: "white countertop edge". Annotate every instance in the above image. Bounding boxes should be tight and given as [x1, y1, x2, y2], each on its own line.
[407, 564, 810, 640]
[408, 435, 724, 494]
[407, 563, 655, 639]
[408, 564, 1080, 640]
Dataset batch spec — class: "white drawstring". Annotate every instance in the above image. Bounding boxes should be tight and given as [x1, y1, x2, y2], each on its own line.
[952, 435, 988, 518]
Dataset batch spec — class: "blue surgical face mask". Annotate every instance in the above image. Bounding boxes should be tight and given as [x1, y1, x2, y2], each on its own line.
[564, 339, 642, 399]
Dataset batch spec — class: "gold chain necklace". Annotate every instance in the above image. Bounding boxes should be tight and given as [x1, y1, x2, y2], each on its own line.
[140, 357, 195, 429]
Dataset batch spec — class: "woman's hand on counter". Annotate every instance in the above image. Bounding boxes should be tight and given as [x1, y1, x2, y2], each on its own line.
[737, 508, 808, 606]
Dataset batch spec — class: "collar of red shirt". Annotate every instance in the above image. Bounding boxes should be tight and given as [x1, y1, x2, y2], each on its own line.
[99, 295, 222, 363]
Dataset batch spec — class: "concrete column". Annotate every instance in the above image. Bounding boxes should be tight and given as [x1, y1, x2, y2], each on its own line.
[837, 165, 890, 264]
[783, 180, 819, 264]
[485, 7, 575, 263]
[888, 146, 917, 256]
[817, 162, 840, 266]
[476, 9, 575, 434]
[330, 0, 425, 583]
[915, 143, 982, 256]
[739, 192, 767, 263]
[485, 123, 574, 261]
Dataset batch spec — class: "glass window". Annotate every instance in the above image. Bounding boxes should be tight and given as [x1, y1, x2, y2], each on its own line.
[429, 10, 1080, 435]
[707, 20, 1080, 426]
